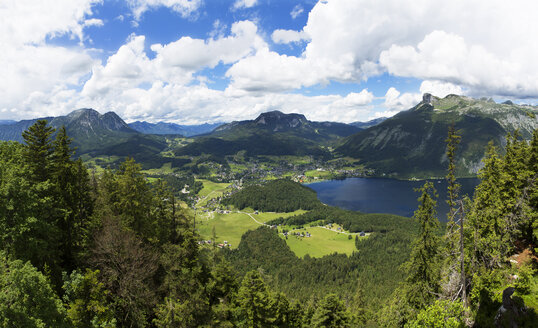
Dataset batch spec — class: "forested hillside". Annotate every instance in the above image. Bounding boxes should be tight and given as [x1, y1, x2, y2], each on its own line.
[0, 121, 365, 327]
[337, 95, 538, 178]
[222, 179, 321, 212]
[0, 120, 537, 327]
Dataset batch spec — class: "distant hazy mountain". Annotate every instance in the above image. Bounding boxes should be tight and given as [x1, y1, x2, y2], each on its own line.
[0, 120, 16, 125]
[0, 118, 54, 143]
[350, 117, 387, 129]
[175, 110, 360, 158]
[0, 108, 176, 169]
[337, 94, 538, 178]
[128, 121, 222, 137]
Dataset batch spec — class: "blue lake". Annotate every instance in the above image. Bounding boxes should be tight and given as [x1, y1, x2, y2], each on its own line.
[306, 178, 480, 221]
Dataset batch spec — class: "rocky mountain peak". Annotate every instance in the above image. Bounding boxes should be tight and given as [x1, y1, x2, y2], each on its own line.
[422, 93, 433, 104]
[254, 111, 308, 131]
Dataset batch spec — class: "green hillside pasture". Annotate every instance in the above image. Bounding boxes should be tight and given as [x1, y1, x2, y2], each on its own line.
[253, 210, 307, 223]
[141, 162, 175, 175]
[304, 169, 333, 179]
[197, 208, 360, 257]
[280, 226, 360, 258]
[197, 212, 258, 248]
[197, 210, 305, 249]
[196, 179, 231, 206]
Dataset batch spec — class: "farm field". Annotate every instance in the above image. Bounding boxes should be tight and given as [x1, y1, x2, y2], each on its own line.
[279, 226, 360, 258]
[196, 208, 362, 258]
[196, 179, 231, 206]
[197, 210, 303, 249]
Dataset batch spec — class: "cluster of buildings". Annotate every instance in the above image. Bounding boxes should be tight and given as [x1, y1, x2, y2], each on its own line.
[282, 231, 312, 238]
[198, 240, 232, 248]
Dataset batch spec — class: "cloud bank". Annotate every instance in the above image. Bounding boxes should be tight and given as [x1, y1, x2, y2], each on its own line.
[1, 0, 537, 123]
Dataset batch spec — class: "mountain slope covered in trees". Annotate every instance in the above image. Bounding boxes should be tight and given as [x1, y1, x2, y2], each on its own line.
[175, 111, 360, 158]
[337, 94, 538, 178]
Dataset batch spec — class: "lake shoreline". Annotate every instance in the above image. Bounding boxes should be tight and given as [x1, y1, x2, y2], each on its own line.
[304, 177, 480, 221]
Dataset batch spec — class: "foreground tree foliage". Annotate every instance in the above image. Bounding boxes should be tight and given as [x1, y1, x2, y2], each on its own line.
[379, 129, 538, 327]
[0, 252, 68, 328]
[404, 182, 441, 311]
[1, 121, 537, 327]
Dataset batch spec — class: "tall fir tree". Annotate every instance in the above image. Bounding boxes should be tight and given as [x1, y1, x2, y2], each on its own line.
[113, 158, 153, 238]
[311, 293, 352, 328]
[404, 182, 441, 310]
[467, 142, 506, 269]
[445, 123, 461, 254]
[22, 119, 55, 183]
[20, 121, 62, 276]
[235, 270, 275, 327]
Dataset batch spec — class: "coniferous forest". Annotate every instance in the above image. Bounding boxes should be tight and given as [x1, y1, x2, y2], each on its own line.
[1, 120, 537, 327]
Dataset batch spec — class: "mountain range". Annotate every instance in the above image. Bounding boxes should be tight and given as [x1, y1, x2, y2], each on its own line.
[174, 110, 361, 158]
[1, 94, 535, 177]
[0, 109, 140, 153]
[337, 94, 538, 177]
[128, 121, 222, 137]
[350, 117, 387, 129]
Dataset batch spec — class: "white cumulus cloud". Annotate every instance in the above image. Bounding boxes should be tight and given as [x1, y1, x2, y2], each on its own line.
[228, 0, 538, 98]
[383, 87, 421, 112]
[233, 0, 258, 10]
[419, 80, 463, 98]
[127, 0, 202, 20]
[271, 29, 309, 44]
[0, 0, 100, 119]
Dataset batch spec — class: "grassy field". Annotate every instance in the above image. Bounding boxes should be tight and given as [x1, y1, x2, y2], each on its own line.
[196, 207, 362, 258]
[280, 226, 359, 258]
[197, 212, 259, 248]
[196, 179, 231, 206]
[197, 210, 304, 248]
[304, 169, 333, 179]
[141, 162, 175, 175]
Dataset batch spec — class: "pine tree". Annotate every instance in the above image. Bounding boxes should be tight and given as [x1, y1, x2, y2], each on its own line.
[20, 120, 62, 276]
[404, 182, 441, 310]
[311, 293, 352, 328]
[235, 270, 275, 327]
[22, 120, 55, 183]
[113, 158, 152, 238]
[445, 124, 461, 255]
[151, 179, 177, 244]
[528, 130, 538, 247]
[350, 279, 367, 325]
[467, 142, 505, 269]
[51, 126, 77, 270]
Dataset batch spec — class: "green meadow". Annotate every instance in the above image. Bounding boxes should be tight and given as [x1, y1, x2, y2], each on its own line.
[196, 207, 362, 258]
[279, 226, 359, 258]
[196, 179, 231, 206]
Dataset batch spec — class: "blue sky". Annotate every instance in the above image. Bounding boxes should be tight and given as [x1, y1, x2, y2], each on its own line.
[1, 0, 537, 124]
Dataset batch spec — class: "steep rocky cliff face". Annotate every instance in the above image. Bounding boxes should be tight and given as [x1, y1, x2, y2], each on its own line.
[337, 95, 538, 178]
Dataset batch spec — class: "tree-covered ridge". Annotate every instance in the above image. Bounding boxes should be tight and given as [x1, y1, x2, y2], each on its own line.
[268, 206, 418, 234]
[227, 225, 416, 312]
[337, 94, 538, 178]
[222, 179, 322, 212]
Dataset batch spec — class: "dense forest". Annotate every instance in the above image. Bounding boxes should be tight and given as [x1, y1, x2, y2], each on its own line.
[267, 206, 417, 234]
[0, 120, 537, 327]
[0, 121, 361, 327]
[222, 179, 321, 212]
